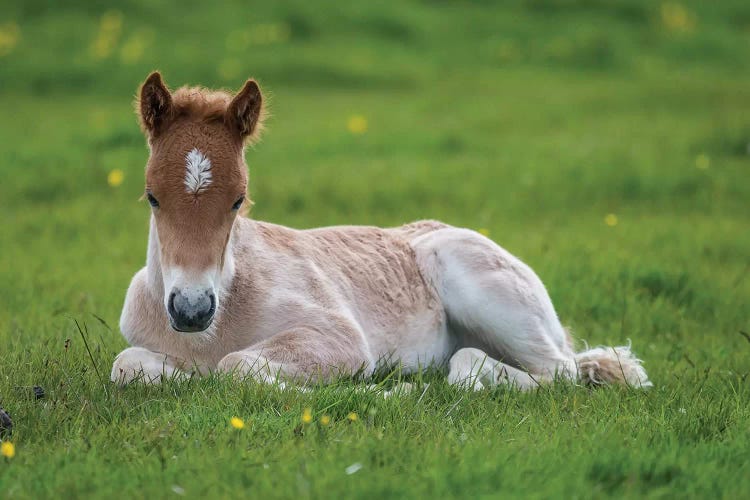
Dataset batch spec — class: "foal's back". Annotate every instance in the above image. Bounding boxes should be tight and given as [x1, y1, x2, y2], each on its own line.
[242, 219, 448, 345]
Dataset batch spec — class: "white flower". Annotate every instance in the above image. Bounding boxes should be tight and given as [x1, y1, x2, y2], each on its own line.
[345, 462, 363, 475]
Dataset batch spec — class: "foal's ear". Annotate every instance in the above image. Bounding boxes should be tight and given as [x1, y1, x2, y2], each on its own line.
[138, 71, 173, 137]
[225, 79, 264, 143]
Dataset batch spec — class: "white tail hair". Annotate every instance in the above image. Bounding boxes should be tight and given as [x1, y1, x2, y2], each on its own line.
[575, 342, 652, 388]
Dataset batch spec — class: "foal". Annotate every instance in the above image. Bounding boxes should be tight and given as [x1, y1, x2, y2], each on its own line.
[111, 72, 651, 390]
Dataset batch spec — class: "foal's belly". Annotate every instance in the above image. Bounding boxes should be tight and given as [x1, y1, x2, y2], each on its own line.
[365, 308, 454, 372]
[393, 325, 455, 372]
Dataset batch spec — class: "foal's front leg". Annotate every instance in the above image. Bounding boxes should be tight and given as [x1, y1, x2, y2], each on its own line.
[217, 324, 371, 385]
[111, 347, 190, 386]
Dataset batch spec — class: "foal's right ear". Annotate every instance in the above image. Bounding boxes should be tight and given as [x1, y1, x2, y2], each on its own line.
[137, 71, 173, 137]
[225, 79, 264, 144]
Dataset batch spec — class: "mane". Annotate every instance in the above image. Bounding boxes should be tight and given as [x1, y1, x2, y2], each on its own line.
[171, 86, 233, 122]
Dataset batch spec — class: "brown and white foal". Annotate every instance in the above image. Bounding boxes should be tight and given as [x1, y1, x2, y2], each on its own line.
[111, 72, 651, 390]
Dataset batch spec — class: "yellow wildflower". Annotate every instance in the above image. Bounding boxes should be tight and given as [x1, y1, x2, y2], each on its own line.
[108, 169, 124, 187]
[90, 10, 123, 60]
[347, 115, 368, 135]
[100, 10, 123, 32]
[604, 214, 618, 227]
[119, 30, 154, 64]
[347, 412, 358, 422]
[301, 407, 312, 424]
[320, 415, 331, 426]
[230, 416, 245, 429]
[695, 153, 710, 170]
[1, 441, 15, 459]
[0, 23, 21, 57]
[660, 3, 695, 33]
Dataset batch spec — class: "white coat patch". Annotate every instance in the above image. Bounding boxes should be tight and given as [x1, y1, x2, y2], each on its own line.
[184, 148, 212, 194]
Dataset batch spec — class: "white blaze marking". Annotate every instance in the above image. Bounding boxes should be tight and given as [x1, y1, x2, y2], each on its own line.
[184, 148, 212, 194]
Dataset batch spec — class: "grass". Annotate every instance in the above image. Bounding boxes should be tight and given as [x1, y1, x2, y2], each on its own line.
[1, 0, 749, 497]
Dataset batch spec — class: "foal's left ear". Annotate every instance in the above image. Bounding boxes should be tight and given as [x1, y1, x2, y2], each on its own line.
[225, 79, 264, 143]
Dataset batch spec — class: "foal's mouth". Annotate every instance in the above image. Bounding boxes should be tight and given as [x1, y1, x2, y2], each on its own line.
[169, 318, 214, 334]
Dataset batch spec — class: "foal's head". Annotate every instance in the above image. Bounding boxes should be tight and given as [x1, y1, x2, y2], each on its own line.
[137, 72, 264, 333]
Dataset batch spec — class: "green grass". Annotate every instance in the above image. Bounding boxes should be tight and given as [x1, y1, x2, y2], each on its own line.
[1, 0, 749, 497]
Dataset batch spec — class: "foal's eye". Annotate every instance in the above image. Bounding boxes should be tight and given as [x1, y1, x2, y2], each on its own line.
[231, 196, 244, 211]
[146, 192, 159, 208]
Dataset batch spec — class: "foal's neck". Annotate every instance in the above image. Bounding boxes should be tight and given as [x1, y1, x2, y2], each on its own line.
[145, 215, 164, 296]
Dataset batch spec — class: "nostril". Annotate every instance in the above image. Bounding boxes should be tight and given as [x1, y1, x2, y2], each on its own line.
[208, 293, 216, 317]
[168, 290, 178, 318]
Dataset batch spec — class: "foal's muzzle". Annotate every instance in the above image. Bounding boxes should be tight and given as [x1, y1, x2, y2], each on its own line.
[167, 288, 216, 332]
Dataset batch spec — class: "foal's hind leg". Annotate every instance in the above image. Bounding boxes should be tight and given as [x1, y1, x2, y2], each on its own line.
[448, 347, 542, 390]
[413, 228, 578, 384]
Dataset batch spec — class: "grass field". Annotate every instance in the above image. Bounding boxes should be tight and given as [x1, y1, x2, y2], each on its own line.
[1, 0, 749, 497]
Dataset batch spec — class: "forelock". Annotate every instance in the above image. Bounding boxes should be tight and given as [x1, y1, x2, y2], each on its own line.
[171, 86, 233, 122]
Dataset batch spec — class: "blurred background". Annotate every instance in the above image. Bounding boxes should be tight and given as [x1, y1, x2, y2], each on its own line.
[0, 1, 748, 368]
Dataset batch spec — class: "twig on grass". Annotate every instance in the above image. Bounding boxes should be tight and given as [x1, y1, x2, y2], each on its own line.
[74, 319, 110, 398]
[90, 313, 113, 332]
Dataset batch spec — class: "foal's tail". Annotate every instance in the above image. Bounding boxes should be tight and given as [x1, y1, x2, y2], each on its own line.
[574, 342, 652, 388]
